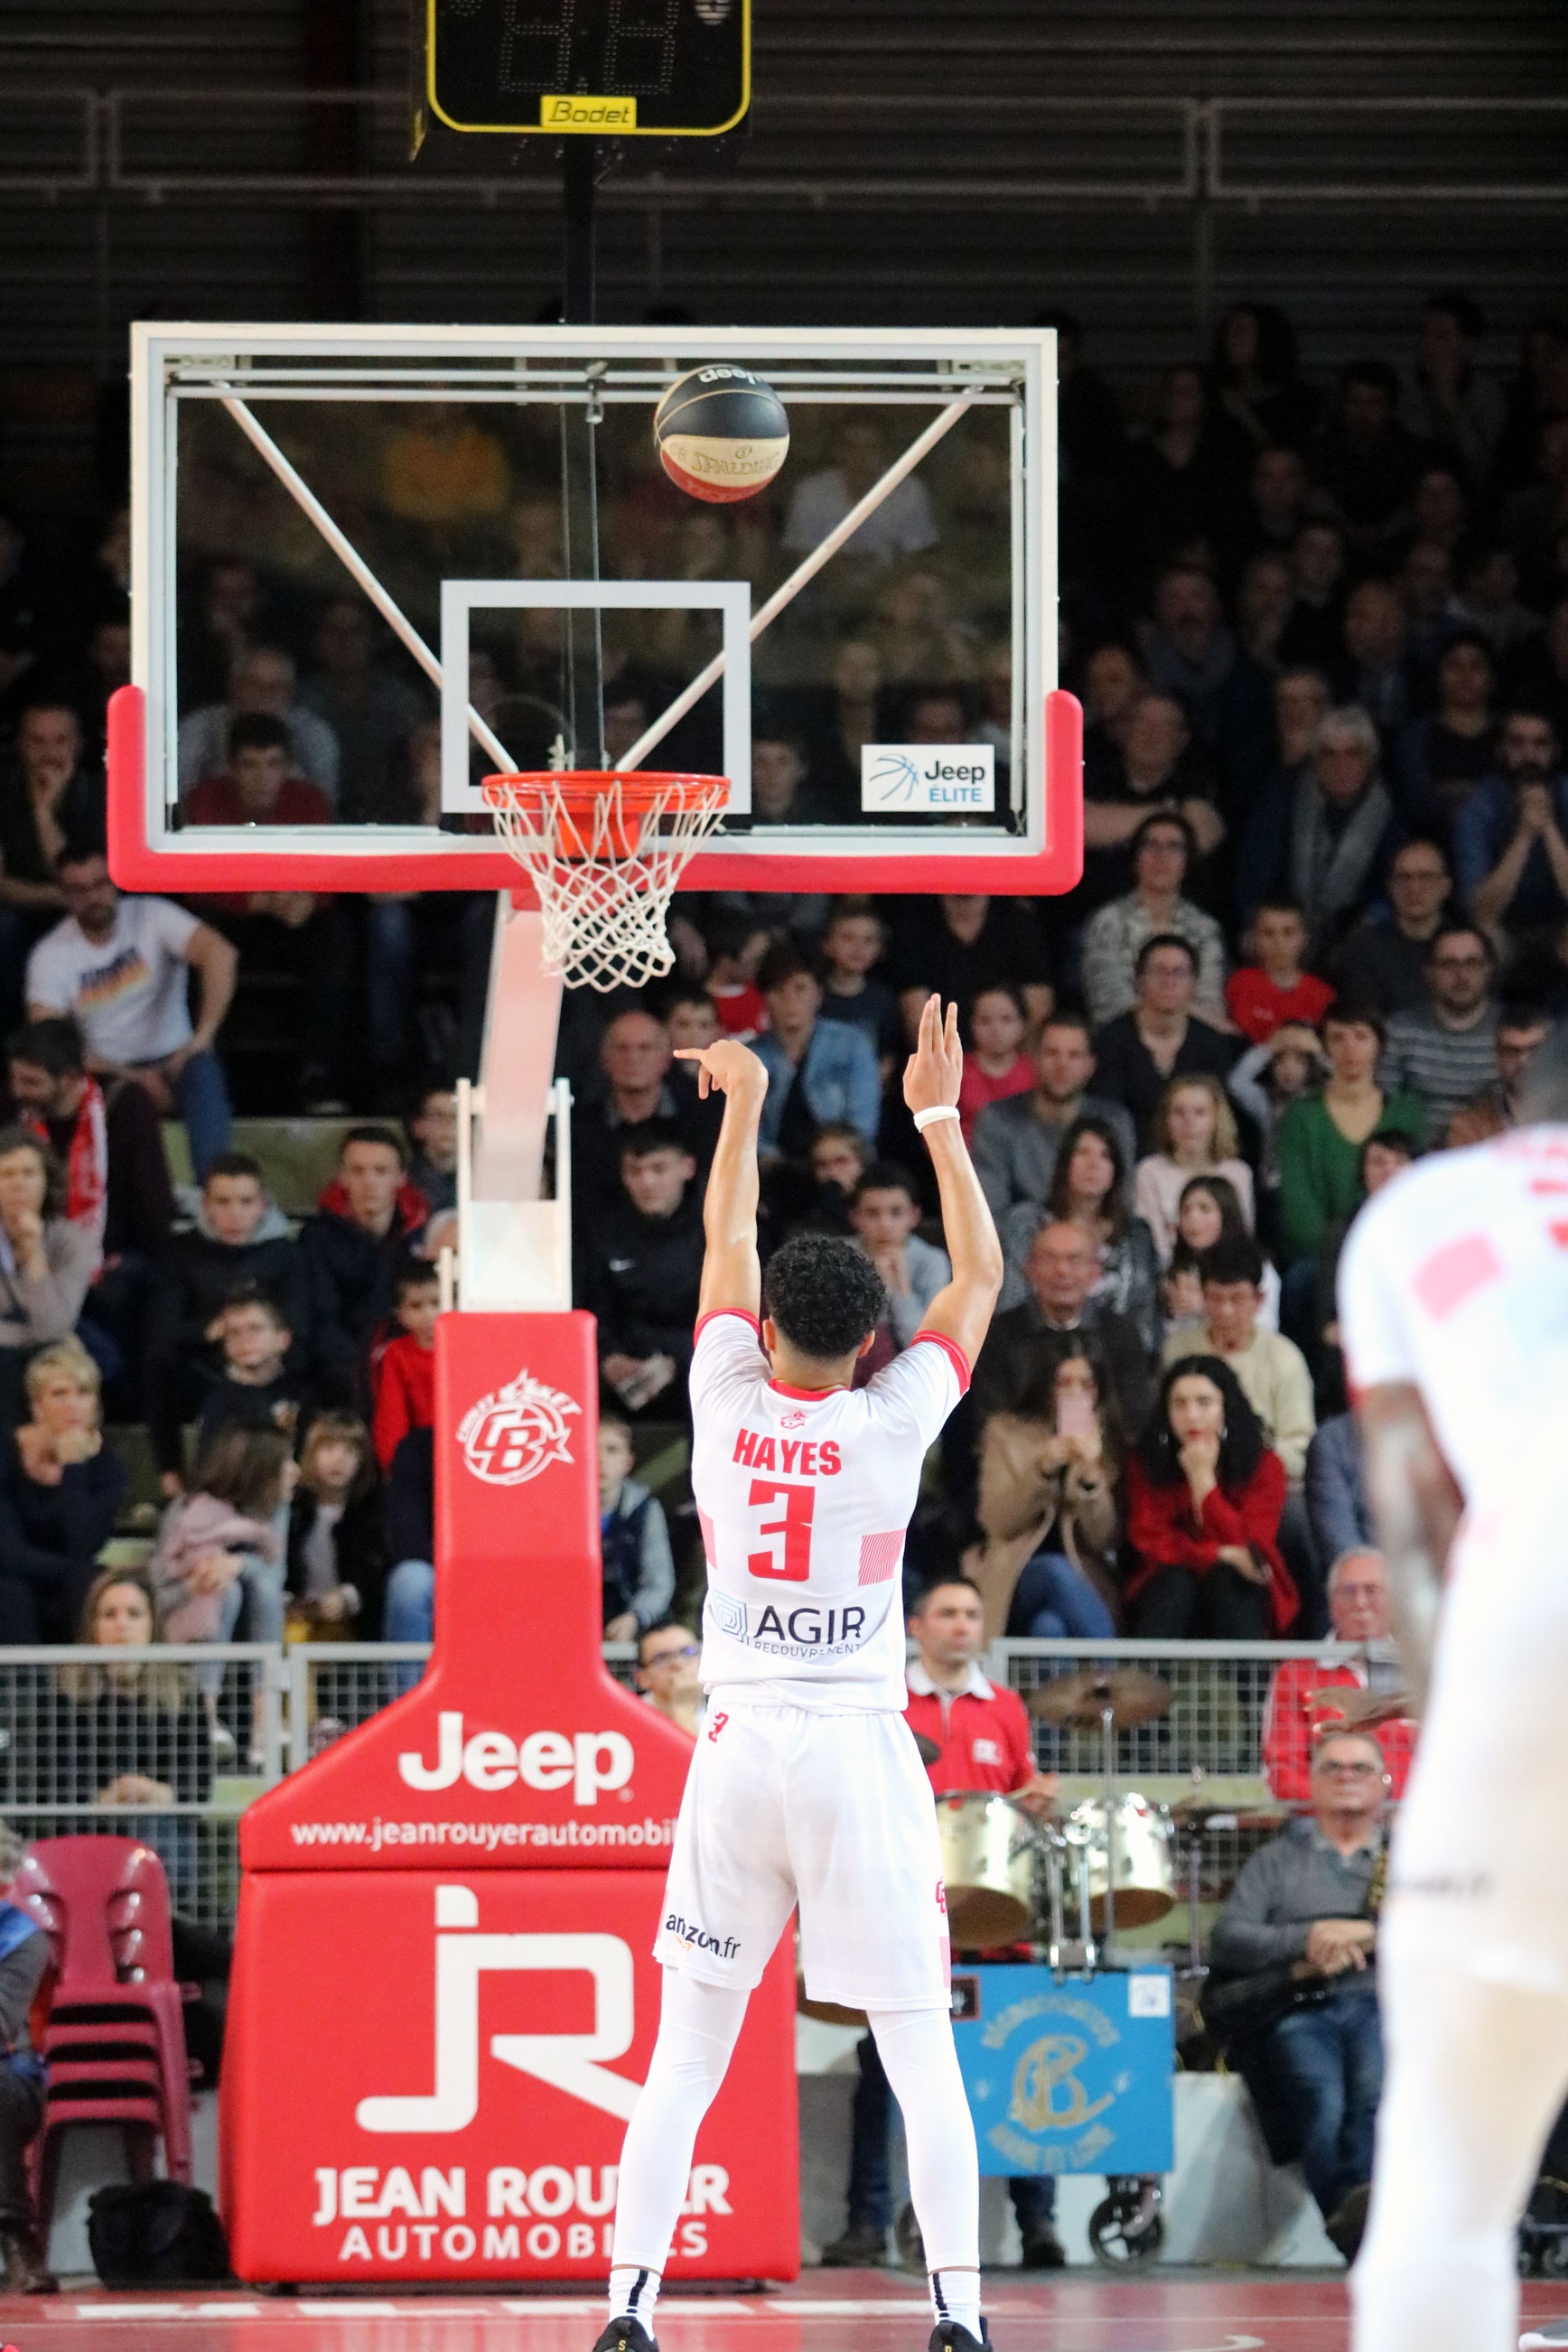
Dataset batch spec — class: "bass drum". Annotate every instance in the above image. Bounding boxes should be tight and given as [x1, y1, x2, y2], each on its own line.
[1064, 1792, 1176, 1931]
[936, 1791, 1037, 1945]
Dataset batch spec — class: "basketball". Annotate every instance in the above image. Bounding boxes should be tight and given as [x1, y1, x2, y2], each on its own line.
[652, 364, 790, 503]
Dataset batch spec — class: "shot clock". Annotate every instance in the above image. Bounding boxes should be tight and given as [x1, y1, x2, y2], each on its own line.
[423, 0, 751, 139]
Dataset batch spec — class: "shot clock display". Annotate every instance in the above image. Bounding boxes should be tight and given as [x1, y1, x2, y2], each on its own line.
[425, 0, 751, 137]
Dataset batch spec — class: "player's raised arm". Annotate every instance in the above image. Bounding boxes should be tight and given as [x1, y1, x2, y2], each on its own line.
[675, 1036, 769, 1321]
[1355, 1380, 1463, 1715]
[902, 994, 1004, 1367]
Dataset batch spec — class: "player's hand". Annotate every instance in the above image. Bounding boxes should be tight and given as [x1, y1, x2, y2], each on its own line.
[674, 1037, 768, 1100]
[1014, 1771, 1059, 1820]
[902, 994, 963, 1115]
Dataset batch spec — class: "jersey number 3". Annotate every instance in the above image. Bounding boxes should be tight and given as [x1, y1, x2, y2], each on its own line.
[747, 1478, 816, 1582]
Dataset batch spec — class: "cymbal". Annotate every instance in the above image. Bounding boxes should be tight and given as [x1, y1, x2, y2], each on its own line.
[1170, 1801, 1240, 1831]
[1311, 1685, 1413, 1731]
[911, 1731, 942, 1766]
[1027, 1667, 1171, 1730]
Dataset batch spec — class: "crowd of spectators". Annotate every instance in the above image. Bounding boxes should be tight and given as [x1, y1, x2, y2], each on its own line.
[0, 287, 1562, 1669]
[7, 302, 1564, 2285]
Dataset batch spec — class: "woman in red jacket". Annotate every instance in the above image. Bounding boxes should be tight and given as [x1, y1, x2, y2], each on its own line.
[1124, 1355, 1295, 1638]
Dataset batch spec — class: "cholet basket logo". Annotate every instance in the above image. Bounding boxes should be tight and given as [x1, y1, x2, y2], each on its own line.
[458, 1367, 580, 1487]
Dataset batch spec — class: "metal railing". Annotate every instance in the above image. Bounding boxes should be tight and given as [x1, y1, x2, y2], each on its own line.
[992, 1635, 1371, 1789]
[1, 87, 1566, 209]
[0, 1636, 1390, 1934]
[994, 1636, 1402, 1938]
[281, 1640, 640, 1769]
[0, 1644, 282, 1930]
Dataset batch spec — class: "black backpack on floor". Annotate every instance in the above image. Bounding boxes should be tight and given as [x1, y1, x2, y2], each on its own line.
[87, 2181, 232, 2285]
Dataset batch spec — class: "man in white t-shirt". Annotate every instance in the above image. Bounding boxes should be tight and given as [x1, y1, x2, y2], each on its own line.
[1338, 1027, 1568, 2352]
[596, 999, 1003, 2352]
[25, 847, 237, 1178]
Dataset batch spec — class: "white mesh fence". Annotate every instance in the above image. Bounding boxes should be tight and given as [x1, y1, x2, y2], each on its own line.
[0, 1645, 280, 1930]
[0, 1638, 1388, 1933]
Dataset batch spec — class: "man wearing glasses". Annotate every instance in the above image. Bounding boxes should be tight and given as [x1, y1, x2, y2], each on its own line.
[1330, 837, 1454, 1017]
[635, 1620, 704, 1740]
[1209, 1729, 1388, 2260]
[1378, 921, 1500, 1143]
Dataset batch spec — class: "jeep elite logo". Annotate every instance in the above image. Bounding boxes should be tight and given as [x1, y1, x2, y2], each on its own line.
[458, 1368, 580, 1487]
[861, 742, 995, 814]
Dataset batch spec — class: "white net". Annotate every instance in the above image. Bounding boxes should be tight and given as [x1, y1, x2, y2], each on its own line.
[481, 770, 730, 992]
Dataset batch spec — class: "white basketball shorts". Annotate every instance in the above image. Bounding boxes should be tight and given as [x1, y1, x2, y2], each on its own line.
[653, 1700, 950, 2011]
[1385, 1455, 1568, 1992]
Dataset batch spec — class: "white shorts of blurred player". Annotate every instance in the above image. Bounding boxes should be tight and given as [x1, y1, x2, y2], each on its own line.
[1354, 1457, 1568, 2352]
[654, 1702, 949, 2010]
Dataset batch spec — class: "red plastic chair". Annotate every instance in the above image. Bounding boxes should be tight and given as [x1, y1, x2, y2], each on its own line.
[13, 1838, 195, 2221]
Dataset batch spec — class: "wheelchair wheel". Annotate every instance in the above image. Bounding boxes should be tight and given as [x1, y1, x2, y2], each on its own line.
[1519, 2174, 1568, 2279]
[1087, 2176, 1164, 2268]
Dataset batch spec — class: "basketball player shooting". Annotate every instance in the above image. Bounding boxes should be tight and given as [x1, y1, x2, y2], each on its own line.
[593, 996, 1004, 2352]
[1339, 1026, 1568, 2352]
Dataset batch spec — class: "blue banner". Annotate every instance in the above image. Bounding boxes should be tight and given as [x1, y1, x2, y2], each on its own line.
[950, 1965, 1174, 2178]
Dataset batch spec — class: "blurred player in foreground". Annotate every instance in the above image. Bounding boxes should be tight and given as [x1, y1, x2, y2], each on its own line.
[593, 998, 1004, 2352]
[1340, 1023, 1568, 2352]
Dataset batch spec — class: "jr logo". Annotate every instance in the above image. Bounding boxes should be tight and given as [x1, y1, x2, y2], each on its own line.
[458, 1368, 580, 1487]
[358, 1885, 639, 2133]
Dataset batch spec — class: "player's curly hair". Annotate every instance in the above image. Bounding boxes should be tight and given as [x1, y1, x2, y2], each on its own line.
[763, 1230, 886, 1363]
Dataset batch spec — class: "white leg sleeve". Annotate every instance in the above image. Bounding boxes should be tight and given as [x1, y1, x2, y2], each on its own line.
[611, 1969, 750, 2277]
[867, 2003, 980, 2281]
[1354, 1954, 1568, 2352]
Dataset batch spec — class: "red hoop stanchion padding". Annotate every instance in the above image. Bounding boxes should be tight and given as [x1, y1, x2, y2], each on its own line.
[481, 769, 728, 992]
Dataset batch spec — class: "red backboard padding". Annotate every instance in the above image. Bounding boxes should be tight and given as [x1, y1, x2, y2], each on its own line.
[107, 681, 1084, 897]
[224, 1312, 799, 2282]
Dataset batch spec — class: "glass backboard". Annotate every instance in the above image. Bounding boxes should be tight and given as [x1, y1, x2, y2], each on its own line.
[110, 323, 1081, 899]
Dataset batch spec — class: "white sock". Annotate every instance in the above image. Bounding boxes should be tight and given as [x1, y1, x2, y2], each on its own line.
[607, 2266, 661, 2329]
[608, 1970, 750, 2321]
[929, 2267, 982, 2341]
[865, 2003, 982, 2338]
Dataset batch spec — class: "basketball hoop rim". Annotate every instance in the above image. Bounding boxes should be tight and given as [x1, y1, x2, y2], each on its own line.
[481, 770, 729, 817]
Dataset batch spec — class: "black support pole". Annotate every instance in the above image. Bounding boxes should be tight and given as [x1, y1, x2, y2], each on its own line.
[559, 140, 604, 768]
[562, 142, 598, 326]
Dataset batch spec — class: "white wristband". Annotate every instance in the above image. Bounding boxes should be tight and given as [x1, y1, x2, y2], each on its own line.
[912, 1104, 962, 1134]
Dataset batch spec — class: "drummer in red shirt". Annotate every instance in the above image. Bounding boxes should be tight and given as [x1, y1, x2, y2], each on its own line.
[904, 1576, 1058, 1815]
[820, 1576, 1065, 2273]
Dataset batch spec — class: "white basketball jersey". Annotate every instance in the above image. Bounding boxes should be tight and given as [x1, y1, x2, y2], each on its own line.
[688, 1309, 966, 1711]
[1339, 1125, 1568, 1508]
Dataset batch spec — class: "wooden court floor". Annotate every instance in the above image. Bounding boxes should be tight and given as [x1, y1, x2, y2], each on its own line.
[4, 2270, 1565, 2352]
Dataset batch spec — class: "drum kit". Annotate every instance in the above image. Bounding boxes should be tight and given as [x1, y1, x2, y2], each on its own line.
[798, 1669, 1180, 2028]
[936, 1668, 1180, 1968]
